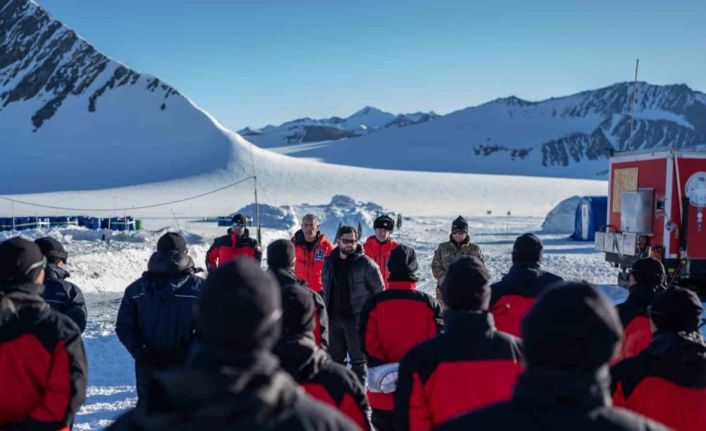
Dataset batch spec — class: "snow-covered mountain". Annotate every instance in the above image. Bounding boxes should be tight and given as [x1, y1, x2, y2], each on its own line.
[270, 82, 706, 179]
[0, 0, 234, 193]
[238, 106, 440, 148]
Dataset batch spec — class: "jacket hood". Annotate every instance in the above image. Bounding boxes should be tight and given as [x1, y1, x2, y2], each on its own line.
[0, 285, 49, 326]
[514, 366, 612, 411]
[627, 282, 664, 307]
[45, 263, 70, 281]
[648, 330, 706, 372]
[273, 336, 325, 382]
[147, 251, 196, 277]
[143, 344, 298, 425]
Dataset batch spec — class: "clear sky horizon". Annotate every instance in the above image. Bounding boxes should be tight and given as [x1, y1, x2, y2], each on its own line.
[41, 0, 706, 131]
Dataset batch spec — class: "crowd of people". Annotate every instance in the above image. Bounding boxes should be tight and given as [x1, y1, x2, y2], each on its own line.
[0, 212, 705, 430]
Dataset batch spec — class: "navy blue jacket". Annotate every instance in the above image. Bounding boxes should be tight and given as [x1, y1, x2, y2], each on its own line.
[42, 263, 88, 333]
[116, 250, 204, 368]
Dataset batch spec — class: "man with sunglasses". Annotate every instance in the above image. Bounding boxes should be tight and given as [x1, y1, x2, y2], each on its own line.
[206, 213, 262, 271]
[322, 225, 385, 386]
[613, 257, 666, 363]
[431, 216, 484, 304]
[0, 237, 87, 430]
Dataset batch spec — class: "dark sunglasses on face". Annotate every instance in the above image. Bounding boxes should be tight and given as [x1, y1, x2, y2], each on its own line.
[232, 223, 245, 228]
[339, 238, 356, 245]
[452, 230, 467, 235]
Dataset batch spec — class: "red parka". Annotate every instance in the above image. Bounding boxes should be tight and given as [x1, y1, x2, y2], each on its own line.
[363, 236, 398, 287]
[359, 281, 443, 410]
[205, 228, 261, 270]
[292, 230, 334, 293]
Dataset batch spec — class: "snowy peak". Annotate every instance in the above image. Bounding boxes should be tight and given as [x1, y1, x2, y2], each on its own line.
[268, 81, 706, 179]
[0, 0, 234, 193]
[239, 105, 439, 147]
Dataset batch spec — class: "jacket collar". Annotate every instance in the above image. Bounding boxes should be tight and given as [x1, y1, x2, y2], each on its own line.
[270, 268, 301, 287]
[387, 280, 416, 290]
[45, 263, 70, 280]
[626, 282, 662, 307]
[448, 234, 470, 247]
[647, 329, 706, 358]
[443, 309, 494, 333]
[513, 366, 612, 411]
[294, 229, 322, 246]
[273, 336, 323, 381]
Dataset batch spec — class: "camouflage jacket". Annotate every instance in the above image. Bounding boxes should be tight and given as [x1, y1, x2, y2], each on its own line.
[431, 236, 485, 282]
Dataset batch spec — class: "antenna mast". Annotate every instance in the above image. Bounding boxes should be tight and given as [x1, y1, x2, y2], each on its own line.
[628, 59, 640, 150]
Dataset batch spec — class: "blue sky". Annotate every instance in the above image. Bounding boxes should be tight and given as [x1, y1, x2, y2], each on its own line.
[42, 0, 706, 130]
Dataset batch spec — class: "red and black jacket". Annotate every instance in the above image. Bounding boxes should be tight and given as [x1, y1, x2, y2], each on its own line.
[437, 367, 669, 431]
[0, 283, 87, 430]
[394, 310, 524, 431]
[274, 336, 371, 430]
[271, 268, 329, 349]
[489, 263, 563, 337]
[611, 330, 706, 431]
[362, 236, 398, 288]
[292, 230, 334, 294]
[205, 228, 261, 270]
[359, 280, 442, 411]
[614, 283, 663, 363]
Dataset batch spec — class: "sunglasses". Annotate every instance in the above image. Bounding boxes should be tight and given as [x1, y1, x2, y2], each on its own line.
[452, 230, 467, 235]
[232, 222, 245, 228]
[339, 238, 357, 245]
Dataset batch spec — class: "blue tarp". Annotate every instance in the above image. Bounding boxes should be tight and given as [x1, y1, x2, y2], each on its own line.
[0, 216, 137, 232]
[571, 196, 608, 241]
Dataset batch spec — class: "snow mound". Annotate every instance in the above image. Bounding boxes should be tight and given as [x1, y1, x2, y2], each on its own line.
[232, 204, 297, 230]
[234, 195, 394, 239]
[541, 196, 580, 234]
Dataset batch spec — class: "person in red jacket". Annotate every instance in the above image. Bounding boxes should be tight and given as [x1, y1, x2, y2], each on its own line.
[0, 237, 87, 431]
[612, 286, 706, 431]
[613, 257, 666, 363]
[363, 215, 398, 288]
[360, 245, 443, 431]
[490, 233, 563, 337]
[394, 256, 524, 431]
[437, 281, 668, 431]
[292, 214, 334, 293]
[205, 214, 262, 270]
[274, 280, 372, 430]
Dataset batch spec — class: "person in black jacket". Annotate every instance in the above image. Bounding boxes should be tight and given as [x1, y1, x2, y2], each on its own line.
[109, 258, 358, 431]
[322, 225, 385, 386]
[438, 281, 669, 431]
[267, 239, 329, 349]
[274, 279, 371, 430]
[0, 237, 87, 430]
[115, 232, 204, 404]
[34, 236, 88, 332]
[611, 286, 706, 430]
[490, 233, 563, 337]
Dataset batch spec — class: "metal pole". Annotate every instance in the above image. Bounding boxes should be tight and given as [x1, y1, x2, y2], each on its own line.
[628, 59, 640, 150]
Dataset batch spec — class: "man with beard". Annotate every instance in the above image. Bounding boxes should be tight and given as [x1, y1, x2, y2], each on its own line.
[322, 225, 385, 385]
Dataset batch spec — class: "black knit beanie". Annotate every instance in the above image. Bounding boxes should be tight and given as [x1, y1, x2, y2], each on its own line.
[197, 259, 281, 352]
[512, 233, 543, 264]
[650, 287, 703, 331]
[441, 256, 491, 310]
[522, 281, 622, 371]
[387, 244, 419, 282]
[267, 239, 296, 269]
[0, 237, 46, 284]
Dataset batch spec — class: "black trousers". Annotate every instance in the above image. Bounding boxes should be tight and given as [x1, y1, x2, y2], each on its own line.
[329, 315, 367, 386]
[371, 408, 397, 431]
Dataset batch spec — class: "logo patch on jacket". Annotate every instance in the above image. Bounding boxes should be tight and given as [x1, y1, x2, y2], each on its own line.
[314, 249, 325, 261]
